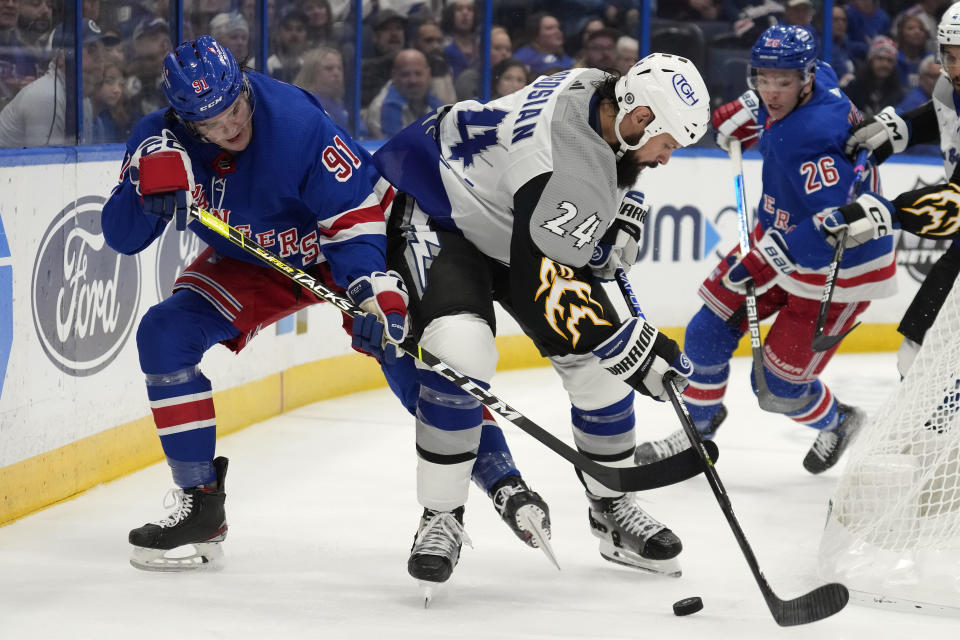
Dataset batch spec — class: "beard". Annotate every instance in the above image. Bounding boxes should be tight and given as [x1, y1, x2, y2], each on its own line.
[615, 151, 657, 188]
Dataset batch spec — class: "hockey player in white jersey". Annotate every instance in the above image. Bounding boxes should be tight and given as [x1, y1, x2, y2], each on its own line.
[841, 2, 960, 378]
[373, 53, 709, 592]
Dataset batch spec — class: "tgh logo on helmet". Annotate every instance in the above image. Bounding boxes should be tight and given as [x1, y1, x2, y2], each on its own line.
[672, 73, 699, 106]
[31, 196, 141, 376]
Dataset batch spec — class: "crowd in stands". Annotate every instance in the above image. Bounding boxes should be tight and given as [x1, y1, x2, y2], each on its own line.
[0, 0, 952, 149]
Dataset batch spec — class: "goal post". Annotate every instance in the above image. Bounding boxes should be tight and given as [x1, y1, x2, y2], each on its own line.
[818, 277, 960, 612]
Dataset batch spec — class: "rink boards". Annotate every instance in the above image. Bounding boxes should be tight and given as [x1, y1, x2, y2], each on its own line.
[0, 145, 947, 525]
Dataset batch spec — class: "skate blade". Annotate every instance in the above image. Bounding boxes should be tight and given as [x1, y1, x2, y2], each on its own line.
[130, 542, 224, 572]
[418, 580, 444, 608]
[516, 507, 560, 570]
[598, 541, 681, 577]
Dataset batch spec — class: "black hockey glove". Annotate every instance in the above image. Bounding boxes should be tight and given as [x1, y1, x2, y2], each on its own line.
[845, 106, 908, 164]
[589, 190, 647, 281]
[593, 317, 692, 401]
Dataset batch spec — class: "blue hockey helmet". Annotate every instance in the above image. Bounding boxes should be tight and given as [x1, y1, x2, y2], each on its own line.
[162, 35, 244, 122]
[749, 24, 817, 82]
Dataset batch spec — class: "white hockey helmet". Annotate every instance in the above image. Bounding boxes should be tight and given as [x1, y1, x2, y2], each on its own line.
[613, 52, 710, 155]
[938, 2, 960, 75]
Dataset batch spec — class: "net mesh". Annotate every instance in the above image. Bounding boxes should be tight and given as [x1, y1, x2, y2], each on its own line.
[819, 277, 960, 608]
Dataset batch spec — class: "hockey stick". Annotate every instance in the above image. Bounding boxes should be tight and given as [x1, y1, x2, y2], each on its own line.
[729, 140, 780, 412]
[614, 269, 850, 626]
[185, 204, 717, 493]
[810, 148, 870, 352]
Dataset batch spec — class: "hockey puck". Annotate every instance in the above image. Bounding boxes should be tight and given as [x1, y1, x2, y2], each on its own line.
[673, 597, 703, 616]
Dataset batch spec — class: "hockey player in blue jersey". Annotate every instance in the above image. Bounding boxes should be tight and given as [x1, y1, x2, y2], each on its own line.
[100, 35, 412, 571]
[636, 25, 898, 474]
[373, 53, 708, 592]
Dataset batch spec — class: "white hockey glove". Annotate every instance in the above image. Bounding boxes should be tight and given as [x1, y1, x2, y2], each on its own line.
[722, 230, 796, 295]
[820, 192, 895, 247]
[844, 106, 909, 164]
[347, 270, 410, 365]
[589, 190, 647, 280]
[593, 317, 692, 401]
[712, 91, 761, 152]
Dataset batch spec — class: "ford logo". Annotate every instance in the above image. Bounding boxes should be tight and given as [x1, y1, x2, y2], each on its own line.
[31, 196, 141, 376]
[672, 73, 699, 106]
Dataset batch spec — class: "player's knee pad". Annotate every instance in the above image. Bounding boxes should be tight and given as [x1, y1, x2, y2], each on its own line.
[684, 305, 741, 367]
[419, 313, 497, 382]
[136, 292, 234, 374]
[550, 351, 632, 410]
[897, 337, 921, 379]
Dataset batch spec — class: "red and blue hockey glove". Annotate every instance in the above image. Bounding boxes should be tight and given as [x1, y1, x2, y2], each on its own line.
[589, 190, 647, 281]
[347, 270, 410, 365]
[592, 317, 692, 401]
[723, 230, 796, 295]
[131, 130, 195, 231]
[844, 106, 909, 164]
[712, 91, 761, 152]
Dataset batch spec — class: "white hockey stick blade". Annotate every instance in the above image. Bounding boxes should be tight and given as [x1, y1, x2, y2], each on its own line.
[518, 507, 560, 570]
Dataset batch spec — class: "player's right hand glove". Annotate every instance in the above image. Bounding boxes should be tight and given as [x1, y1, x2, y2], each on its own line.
[593, 317, 692, 401]
[712, 90, 761, 152]
[589, 190, 647, 280]
[134, 130, 195, 231]
[819, 192, 895, 247]
[845, 106, 909, 164]
[722, 230, 796, 295]
[347, 270, 410, 365]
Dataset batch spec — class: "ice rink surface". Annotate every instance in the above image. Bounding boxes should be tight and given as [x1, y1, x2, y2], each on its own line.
[3, 353, 959, 639]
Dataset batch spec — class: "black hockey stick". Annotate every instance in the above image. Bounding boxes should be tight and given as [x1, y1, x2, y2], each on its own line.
[810, 148, 870, 352]
[729, 140, 780, 412]
[614, 269, 850, 626]
[186, 204, 717, 493]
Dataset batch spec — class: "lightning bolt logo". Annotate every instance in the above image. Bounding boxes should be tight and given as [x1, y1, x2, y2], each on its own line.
[535, 258, 611, 347]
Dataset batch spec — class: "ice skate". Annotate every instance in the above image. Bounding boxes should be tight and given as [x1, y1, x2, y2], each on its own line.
[490, 475, 559, 569]
[128, 457, 228, 572]
[587, 492, 682, 577]
[635, 405, 727, 465]
[407, 506, 472, 607]
[803, 402, 865, 474]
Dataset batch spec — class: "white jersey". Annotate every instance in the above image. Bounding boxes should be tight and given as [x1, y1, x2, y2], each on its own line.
[376, 68, 620, 268]
[931, 74, 960, 178]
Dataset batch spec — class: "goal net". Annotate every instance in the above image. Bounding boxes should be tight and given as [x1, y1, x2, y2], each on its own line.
[818, 278, 960, 612]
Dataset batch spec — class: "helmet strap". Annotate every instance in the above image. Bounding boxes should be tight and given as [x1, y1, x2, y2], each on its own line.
[614, 107, 646, 159]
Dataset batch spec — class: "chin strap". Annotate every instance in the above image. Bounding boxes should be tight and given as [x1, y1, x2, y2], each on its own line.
[614, 108, 648, 159]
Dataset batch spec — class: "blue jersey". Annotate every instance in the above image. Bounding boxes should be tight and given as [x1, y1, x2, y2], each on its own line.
[101, 72, 387, 290]
[755, 63, 897, 302]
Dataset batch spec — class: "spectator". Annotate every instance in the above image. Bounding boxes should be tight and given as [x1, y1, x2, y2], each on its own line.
[782, 0, 820, 55]
[896, 13, 932, 88]
[91, 61, 138, 143]
[576, 27, 620, 72]
[453, 24, 511, 100]
[210, 12, 251, 64]
[187, 0, 232, 40]
[359, 9, 406, 106]
[847, 35, 905, 117]
[413, 19, 456, 103]
[101, 30, 124, 67]
[615, 34, 638, 76]
[293, 46, 368, 136]
[572, 16, 603, 61]
[846, 0, 892, 61]
[441, 0, 478, 78]
[268, 8, 309, 83]
[83, 0, 99, 21]
[659, 0, 723, 21]
[240, 0, 277, 34]
[490, 57, 527, 99]
[126, 16, 173, 116]
[300, 0, 335, 47]
[0, 19, 106, 147]
[0, 0, 35, 108]
[895, 0, 947, 55]
[512, 12, 573, 76]
[896, 54, 941, 157]
[364, 48, 442, 138]
[829, 4, 856, 87]
[17, 0, 52, 53]
[107, 0, 154, 40]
